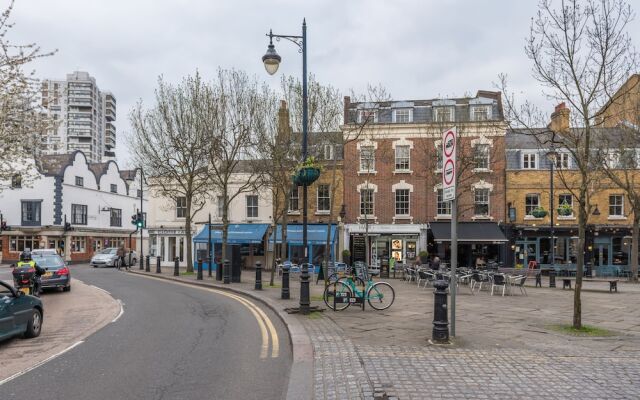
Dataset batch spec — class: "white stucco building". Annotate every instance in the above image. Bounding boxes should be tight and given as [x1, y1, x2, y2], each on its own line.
[0, 151, 147, 263]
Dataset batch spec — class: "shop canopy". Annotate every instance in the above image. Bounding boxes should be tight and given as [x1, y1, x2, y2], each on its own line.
[430, 222, 508, 242]
[270, 224, 337, 245]
[193, 224, 269, 244]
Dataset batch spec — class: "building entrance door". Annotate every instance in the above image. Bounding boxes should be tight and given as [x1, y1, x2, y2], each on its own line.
[594, 244, 611, 266]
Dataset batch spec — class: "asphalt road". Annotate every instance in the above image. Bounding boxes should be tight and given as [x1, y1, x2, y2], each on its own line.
[1, 264, 292, 400]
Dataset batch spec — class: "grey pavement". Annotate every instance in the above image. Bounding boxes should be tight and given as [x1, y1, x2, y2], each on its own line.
[130, 265, 640, 399]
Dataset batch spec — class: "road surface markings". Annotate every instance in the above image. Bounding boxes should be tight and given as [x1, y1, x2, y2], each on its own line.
[132, 274, 280, 358]
[112, 299, 125, 323]
[0, 340, 84, 386]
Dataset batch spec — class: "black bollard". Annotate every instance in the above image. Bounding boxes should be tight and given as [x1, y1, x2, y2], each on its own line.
[432, 279, 450, 343]
[197, 259, 203, 280]
[208, 256, 212, 277]
[281, 263, 290, 299]
[156, 256, 161, 273]
[145, 255, 150, 272]
[223, 259, 230, 284]
[549, 270, 556, 288]
[216, 257, 222, 281]
[299, 263, 310, 315]
[255, 261, 262, 290]
[174, 257, 179, 277]
[145, 254, 150, 272]
[535, 272, 542, 287]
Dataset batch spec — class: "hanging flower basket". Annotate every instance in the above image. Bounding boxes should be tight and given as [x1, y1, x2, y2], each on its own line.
[531, 207, 548, 218]
[557, 203, 573, 216]
[292, 167, 320, 186]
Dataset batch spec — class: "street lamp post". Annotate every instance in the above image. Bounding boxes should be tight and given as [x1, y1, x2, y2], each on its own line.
[263, 19, 313, 315]
[546, 146, 558, 270]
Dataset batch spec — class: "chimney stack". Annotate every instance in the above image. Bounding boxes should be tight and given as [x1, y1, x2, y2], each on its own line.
[549, 102, 570, 133]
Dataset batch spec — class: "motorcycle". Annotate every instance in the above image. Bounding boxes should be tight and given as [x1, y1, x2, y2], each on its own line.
[12, 265, 41, 297]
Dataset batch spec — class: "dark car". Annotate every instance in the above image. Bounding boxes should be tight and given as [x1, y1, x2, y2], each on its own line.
[0, 280, 43, 341]
[33, 254, 71, 292]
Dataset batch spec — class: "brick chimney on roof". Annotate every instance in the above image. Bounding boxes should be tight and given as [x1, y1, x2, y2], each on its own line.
[277, 100, 292, 144]
[343, 96, 351, 124]
[550, 102, 570, 133]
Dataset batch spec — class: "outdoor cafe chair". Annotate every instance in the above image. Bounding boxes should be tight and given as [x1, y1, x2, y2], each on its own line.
[417, 270, 435, 288]
[491, 274, 508, 296]
[510, 275, 527, 296]
[470, 271, 489, 293]
[404, 267, 415, 282]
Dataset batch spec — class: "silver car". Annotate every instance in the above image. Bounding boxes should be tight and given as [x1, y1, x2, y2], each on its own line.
[91, 248, 137, 268]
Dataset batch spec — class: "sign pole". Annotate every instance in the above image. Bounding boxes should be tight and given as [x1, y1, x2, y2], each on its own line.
[442, 127, 457, 338]
[450, 198, 457, 337]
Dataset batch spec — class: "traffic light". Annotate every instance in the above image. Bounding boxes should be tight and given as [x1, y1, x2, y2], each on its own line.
[131, 213, 138, 226]
[136, 212, 143, 228]
[64, 222, 72, 232]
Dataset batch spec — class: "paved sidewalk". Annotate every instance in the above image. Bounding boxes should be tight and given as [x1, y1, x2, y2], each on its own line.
[130, 266, 640, 399]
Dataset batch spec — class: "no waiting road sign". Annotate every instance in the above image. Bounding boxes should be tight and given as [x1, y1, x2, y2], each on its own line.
[442, 128, 456, 201]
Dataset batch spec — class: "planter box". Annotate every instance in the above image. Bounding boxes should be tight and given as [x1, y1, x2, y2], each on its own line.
[531, 210, 548, 218]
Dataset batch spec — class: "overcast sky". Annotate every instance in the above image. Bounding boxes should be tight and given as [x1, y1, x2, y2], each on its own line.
[11, 0, 640, 167]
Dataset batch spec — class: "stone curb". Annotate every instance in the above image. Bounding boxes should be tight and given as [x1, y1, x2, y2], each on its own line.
[127, 269, 313, 400]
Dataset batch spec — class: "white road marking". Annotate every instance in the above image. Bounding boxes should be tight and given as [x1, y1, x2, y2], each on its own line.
[112, 299, 124, 323]
[132, 274, 280, 358]
[89, 285, 111, 296]
[0, 340, 84, 386]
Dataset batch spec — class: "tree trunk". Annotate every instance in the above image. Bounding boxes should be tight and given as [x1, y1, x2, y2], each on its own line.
[323, 156, 339, 285]
[632, 214, 639, 282]
[185, 198, 194, 273]
[281, 206, 288, 265]
[574, 196, 586, 329]
[269, 219, 278, 286]
[222, 189, 229, 277]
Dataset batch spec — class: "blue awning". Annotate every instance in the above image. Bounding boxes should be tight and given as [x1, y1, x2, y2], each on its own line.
[193, 224, 269, 244]
[270, 224, 337, 245]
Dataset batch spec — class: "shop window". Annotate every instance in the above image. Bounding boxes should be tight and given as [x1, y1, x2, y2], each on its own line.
[525, 194, 540, 216]
[395, 189, 410, 216]
[437, 189, 451, 216]
[176, 197, 186, 218]
[71, 236, 86, 253]
[9, 236, 40, 252]
[71, 204, 88, 225]
[395, 145, 410, 171]
[360, 189, 374, 216]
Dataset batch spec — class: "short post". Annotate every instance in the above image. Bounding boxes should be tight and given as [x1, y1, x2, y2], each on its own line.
[432, 280, 450, 343]
[255, 261, 263, 290]
[216, 256, 223, 281]
[145, 255, 150, 272]
[299, 263, 310, 314]
[535, 272, 542, 287]
[174, 257, 179, 277]
[549, 269, 557, 288]
[281, 263, 290, 299]
[223, 259, 230, 284]
[197, 259, 203, 281]
[156, 256, 161, 274]
[208, 256, 212, 277]
[145, 254, 150, 272]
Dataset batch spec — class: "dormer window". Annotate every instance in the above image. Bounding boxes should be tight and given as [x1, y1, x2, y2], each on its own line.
[323, 144, 334, 160]
[393, 108, 412, 123]
[472, 106, 491, 121]
[434, 107, 454, 122]
[522, 153, 537, 169]
[358, 109, 378, 123]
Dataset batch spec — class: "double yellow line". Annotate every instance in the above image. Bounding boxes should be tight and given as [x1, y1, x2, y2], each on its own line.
[135, 274, 279, 359]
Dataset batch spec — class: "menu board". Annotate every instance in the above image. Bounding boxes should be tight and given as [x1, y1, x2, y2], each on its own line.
[406, 241, 416, 260]
[352, 235, 366, 262]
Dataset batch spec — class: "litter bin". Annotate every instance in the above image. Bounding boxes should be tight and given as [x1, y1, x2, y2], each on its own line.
[549, 269, 557, 288]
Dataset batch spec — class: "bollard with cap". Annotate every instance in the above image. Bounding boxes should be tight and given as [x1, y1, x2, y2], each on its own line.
[432, 279, 450, 343]
[156, 256, 161, 273]
[281, 263, 290, 299]
[223, 259, 230, 284]
[197, 259, 203, 280]
[174, 257, 179, 276]
[299, 263, 310, 314]
[145, 255, 150, 272]
[255, 261, 262, 290]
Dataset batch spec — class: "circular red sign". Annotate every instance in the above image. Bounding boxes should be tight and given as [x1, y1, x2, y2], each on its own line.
[443, 159, 455, 185]
[443, 130, 456, 158]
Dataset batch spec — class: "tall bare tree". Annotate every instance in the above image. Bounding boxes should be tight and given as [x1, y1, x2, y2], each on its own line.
[129, 73, 211, 273]
[206, 69, 267, 273]
[0, 0, 56, 191]
[500, 0, 638, 328]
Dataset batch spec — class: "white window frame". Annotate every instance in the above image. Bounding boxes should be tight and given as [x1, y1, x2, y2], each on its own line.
[471, 105, 490, 121]
[316, 184, 331, 213]
[394, 189, 410, 216]
[394, 145, 411, 172]
[359, 146, 375, 173]
[522, 153, 538, 169]
[360, 189, 374, 217]
[474, 143, 490, 170]
[474, 188, 490, 217]
[558, 194, 574, 218]
[555, 152, 571, 169]
[609, 194, 624, 217]
[176, 197, 187, 219]
[436, 188, 451, 217]
[393, 108, 413, 123]
[288, 186, 299, 213]
[434, 107, 454, 122]
[217, 196, 225, 218]
[246, 195, 259, 219]
[358, 109, 378, 123]
[524, 193, 540, 216]
[323, 144, 334, 160]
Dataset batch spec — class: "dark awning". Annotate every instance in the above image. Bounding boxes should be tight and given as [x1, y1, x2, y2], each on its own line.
[193, 224, 269, 244]
[269, 224, 337, 245]
[430, 222, 508, 242]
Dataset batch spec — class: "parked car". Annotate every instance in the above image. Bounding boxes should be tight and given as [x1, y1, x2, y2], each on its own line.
[0, 280, 43, 341]
[33, 254, 71, 292]
[90, 248, 137, 268]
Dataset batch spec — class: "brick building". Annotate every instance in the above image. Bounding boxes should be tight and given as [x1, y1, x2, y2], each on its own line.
[341, 92, 508, 269]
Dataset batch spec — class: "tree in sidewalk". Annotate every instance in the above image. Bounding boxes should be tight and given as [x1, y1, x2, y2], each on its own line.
[129, 73, 211, 273]
[0, 0, 56, 191]
[500, 0, 638, 328]
[206, 69, 267, 274]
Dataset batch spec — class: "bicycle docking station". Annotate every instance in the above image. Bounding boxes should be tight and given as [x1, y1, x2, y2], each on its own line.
[333, 290, 365, 311]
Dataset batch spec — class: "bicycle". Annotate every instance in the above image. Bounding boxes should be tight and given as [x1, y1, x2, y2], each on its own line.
[323, 269, 395, 311]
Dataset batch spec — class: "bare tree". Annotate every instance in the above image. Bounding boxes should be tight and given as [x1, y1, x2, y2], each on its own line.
[0, 0, 56, 191]
[500, 0, 638, 329]
[129, 73, 211, 273]
[206, 69, 267, 274]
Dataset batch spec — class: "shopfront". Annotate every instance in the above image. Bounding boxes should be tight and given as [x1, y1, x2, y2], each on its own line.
[148, 228, 192, 266]
[429, 222, 508, 268]
[193, 224, 269, 270]
[269, 224, 337, 266]
[344, 224, 427, 266]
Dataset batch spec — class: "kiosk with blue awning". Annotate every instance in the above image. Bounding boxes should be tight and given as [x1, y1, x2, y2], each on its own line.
[193, 224, 269, 271]
[269, 224, 337, 268]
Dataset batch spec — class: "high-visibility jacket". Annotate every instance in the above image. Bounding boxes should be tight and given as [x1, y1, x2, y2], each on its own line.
[16, 260, 45, 275]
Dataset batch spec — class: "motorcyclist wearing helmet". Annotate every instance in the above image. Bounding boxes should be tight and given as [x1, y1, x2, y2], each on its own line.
[15, 250, 46, 295]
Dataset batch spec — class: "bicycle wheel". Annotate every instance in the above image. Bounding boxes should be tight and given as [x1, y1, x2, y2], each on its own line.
[323, 281, 352, 311]
[367, 282, 395, 310]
